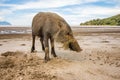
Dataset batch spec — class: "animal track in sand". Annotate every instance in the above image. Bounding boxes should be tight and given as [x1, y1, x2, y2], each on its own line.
[2, 41, 7, 42]
[20, 44, 26, 46]
[0, 44, 3, 46]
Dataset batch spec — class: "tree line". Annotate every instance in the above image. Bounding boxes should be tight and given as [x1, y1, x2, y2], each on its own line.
[80, 14, 120, 26]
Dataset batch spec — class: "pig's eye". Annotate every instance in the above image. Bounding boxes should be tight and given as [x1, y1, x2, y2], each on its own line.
[67, 32, 69, 35]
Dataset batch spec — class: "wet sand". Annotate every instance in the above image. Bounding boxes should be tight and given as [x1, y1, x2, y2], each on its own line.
[0, 28, 120, 80]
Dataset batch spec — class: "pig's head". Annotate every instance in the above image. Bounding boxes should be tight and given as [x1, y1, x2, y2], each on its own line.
[55, 21, 82, 52]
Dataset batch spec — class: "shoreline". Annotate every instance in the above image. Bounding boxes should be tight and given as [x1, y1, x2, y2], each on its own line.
[0, 26, 120, 34]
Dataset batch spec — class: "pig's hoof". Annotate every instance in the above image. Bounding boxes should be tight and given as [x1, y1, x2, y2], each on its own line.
[44, 57, 50, 63]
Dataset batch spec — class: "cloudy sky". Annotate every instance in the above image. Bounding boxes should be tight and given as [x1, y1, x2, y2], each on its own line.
[0, 0, 120, 26]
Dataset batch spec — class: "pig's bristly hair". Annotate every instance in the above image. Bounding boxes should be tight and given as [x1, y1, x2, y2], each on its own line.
[63, 38, 82, 52]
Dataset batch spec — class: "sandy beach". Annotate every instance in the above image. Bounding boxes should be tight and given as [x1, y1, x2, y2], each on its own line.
[0, 27, 120, 80]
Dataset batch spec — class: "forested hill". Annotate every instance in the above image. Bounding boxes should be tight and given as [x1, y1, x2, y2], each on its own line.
[80, 14, 120, 26]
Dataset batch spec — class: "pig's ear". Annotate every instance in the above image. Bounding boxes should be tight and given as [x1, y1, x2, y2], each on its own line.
[58, 21, 66, 28]
[58, 22, 62, 28]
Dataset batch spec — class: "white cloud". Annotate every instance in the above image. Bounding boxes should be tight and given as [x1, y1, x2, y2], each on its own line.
[17, 0, 101, 10]
[0, 9, 13, 22]
[14, 0, 80, 9]
[4, 5, 120, 26]
[0, 9, 13, 16]
[0, 17, 4, 21]
[0, 0, 100, 10]
[0, 0, 120, 26]
[7, 13, 36, 26]
[72, 6, 120, 16]
[58, 5, 120, 25]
